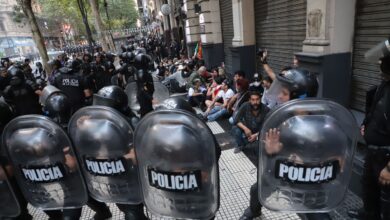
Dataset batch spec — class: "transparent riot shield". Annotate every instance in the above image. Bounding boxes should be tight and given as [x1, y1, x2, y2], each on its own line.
[125, 81, 169, 113]
[134, 110, 220, 219]
[0, 165, 20, 217]
[2, 115, 88, 210]
[39, 85, 60, 106]
[68, 106, 142, 204]
[258, 99, 358, 212]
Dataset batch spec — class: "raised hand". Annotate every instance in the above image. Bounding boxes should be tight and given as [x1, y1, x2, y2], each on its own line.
[264, 128, 283, 155]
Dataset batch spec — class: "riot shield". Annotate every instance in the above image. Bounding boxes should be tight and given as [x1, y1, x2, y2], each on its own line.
[258, 99, 358, 212]
[125, 81, 169, 113]
[2, 115, 88, 210]
[39, 85, 61, 106]
[134, 110, 219, 219]
[68, 106, 142, 204]
[0, 165, 20, 217]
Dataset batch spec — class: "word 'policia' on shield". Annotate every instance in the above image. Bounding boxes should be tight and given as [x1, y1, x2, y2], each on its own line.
[275, 160, 338, 184]
[148, 168, 201, 192]
[84, 157, 126, 176]
[22, 165, 64, 183]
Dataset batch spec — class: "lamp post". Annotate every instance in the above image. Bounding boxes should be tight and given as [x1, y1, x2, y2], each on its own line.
[160, 3, 172, 43]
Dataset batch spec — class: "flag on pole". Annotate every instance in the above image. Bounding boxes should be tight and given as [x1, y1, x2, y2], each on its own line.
[197, 41, 203, 59]
[193, 41, 203, 59]
[193, 42, 199, 58]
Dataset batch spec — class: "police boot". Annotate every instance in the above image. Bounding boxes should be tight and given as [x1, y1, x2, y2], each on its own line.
[239, 207, 261, 220]
[347, 208, 380, 220]
[93, 211, 112, 220]
[124, 212, 148, 220]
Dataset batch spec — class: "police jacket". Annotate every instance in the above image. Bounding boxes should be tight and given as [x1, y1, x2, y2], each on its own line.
[3, 81, 42, 116]
[53, 68, 90, 110]
[363, 80, 390, 146]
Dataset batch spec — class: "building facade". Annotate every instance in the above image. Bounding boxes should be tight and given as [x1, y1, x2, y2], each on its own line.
[155, 0, 390, 115]
[155, 0, 390, 197]
[0, 0, 63, 58]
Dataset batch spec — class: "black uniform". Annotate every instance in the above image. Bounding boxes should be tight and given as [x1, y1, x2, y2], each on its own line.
[360, 79, 390, 220]
[53, 68, 91, 113]
[3, 81, 42, 116]
[91, 61, 112, 92]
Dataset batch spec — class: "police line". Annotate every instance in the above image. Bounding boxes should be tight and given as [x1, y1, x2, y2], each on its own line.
[0, 99, 358, 219]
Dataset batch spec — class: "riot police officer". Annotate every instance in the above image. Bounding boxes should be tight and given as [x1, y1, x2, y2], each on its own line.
[2, 65, 42, 116]
[93, 85, 139, 128]
[52, 60, 93, 113]
[133, 53, 154, 117]
[90, 53, 111, 92]
[239, 68, 330, 220]
[69, 85, 146, 220]
[42, 90, 113, 220]
[135, 97, 221, 220]
[348, 41, 390, 220]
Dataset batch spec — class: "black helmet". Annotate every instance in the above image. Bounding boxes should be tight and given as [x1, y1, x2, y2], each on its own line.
[44, 92, 71, 126]
[65, 60, 81, 72]
[35, 62, 43, 68]
[93, 85, 129, 114]
[0, 99, 13, 131]
[126, 52, 135, 63]
[58, 67, 73, 75]
[48, 59, 61, 69]
[83, 53, 92, 62]
[126, 45, 135, 52]
[380, 54, 390, 75]
[7, 65, 25, 86]
[134, 53, 151, 70]
[187, 60, 195, 70]
[277, 68, 318, 99]
[156, 97, 196, 115]
[106, 53, 116, 63]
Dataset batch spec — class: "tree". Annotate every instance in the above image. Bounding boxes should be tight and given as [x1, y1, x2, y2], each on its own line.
[77, 0, 95, 50]
[16, 0, 51, 73]
[100, 0, 138, 29]
[88, 0, 110, 51]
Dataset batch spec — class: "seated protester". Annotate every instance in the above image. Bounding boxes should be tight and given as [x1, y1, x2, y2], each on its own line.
[260, 75, 273, 108]
[198, 66, 212, 83]
[206, 76, 224, 102]
[249, 73, 264, 94]
[231, 91, 270, 153]
[204, 79, 235, 121]
[185, 61, 197, 89]
[188, 79, 206, 110]
[163, 64, 188, 93]
[228, 78, 250, 124]
[233, 70, 246, 92]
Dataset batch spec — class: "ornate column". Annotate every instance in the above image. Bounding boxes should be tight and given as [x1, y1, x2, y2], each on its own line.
[230, 0, 256, 78]
[196, 0, 224, 68]
[183, 0, 200, 55]
[296, 0, 356, 106]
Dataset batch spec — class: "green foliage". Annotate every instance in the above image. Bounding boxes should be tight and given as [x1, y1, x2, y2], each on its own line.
[37, 0, 89, 36]
[99, 0, 139, 30]
[37, 0, 139, 38]
[12, 5, 25, 23]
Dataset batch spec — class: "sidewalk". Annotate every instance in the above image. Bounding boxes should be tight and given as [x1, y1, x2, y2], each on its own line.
[27, 121, 362, 220]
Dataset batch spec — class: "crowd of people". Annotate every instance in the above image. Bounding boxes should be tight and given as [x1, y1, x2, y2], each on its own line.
[1, 30, 389, 220]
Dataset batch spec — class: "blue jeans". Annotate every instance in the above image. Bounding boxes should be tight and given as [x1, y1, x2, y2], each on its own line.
[207, 106, 228, 121]
[231, 125, 248, 147]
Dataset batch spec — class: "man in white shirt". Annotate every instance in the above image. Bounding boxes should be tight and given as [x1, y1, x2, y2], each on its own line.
[204, 79, 235, 121]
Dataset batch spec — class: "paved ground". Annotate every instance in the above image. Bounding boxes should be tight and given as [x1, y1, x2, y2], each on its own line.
[27, 119, 362, 220]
